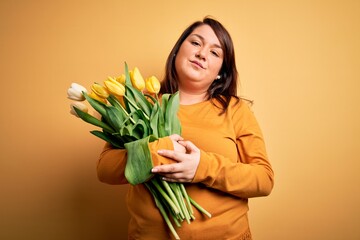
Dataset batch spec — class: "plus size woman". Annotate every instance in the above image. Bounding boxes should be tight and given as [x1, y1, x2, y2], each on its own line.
[97, 17, 274, 240]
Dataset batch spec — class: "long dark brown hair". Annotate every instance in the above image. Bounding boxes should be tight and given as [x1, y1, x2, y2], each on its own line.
[160, 17, 239, 114]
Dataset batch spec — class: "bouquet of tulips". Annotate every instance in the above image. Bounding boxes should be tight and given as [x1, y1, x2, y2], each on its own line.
[67, 63, 210, 239]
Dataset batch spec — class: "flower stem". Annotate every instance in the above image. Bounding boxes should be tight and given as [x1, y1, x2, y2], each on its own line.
[175, 185, 191, 224]
[119, 103, 136, 124]
[161, 180, 183, 219]
[124, 95, 150, 121]
[155, 197, 180, 240]
[145, 183, 180, 240]
[151, 179, 180, 215]
[189, 197, 212, 218]
[180, 184, 193, 215]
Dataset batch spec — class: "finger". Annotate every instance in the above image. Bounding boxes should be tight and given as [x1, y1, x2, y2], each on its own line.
[156, 170, 193, 182]
[162, 176, 189, 183]
[160, 172, 182, 179]
[152, 163, 180, 174]
[169, 134, 184, 142]
[182, 140, 199, 153]
[157, 149, 184, 162]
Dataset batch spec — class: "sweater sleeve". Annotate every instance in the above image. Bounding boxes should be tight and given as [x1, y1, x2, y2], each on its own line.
[192, 102, 274, 198]
[97, 137, 175, 185]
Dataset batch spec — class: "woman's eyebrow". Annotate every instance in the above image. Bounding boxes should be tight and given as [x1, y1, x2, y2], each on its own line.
[190, 33, 222, 49]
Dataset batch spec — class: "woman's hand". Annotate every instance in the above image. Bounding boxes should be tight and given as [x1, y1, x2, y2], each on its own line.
[169, 134, 186, 154]
[152, 136, 200, 183]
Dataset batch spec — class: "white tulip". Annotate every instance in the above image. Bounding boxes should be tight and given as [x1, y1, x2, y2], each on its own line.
[67, 83, 87, 101]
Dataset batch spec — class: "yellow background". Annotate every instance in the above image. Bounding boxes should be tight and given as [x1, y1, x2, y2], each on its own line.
[1, 0, 359, 239]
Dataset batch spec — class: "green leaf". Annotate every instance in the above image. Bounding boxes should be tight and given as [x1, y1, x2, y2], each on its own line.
[122, 63, 152, 121]
[157, 103, 166, 137]
[149, 102, 160, 138]
[144, 93, 157, 104]
[161, 94, 170, 115]
[125, 84, 152, 117]
[120, 125, 137, 139]
[120, 117, 148, 140]
[112, 132, 137, 143]
[124, 62, 131, 86]
[123, 62, 140, 117]
[74, 107, 114, 133]
[106, 106, 127, 132]
[83, 92, 107, 117]
[135, 118, 150, 138]
[124, 135, 158, 185]
[107, 95, 123, 110]
[90, 130, 124, 148]
[124, 88, 139, 117]
[132, 108, 150, 126]
[165, 92, 181, 135]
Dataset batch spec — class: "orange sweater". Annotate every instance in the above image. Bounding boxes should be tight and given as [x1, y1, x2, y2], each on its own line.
[97, 98, 274, 240]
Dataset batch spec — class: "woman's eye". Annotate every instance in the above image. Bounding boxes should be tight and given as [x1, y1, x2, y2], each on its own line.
[191, 41, 200, 46]
[211, 50, 219, 57]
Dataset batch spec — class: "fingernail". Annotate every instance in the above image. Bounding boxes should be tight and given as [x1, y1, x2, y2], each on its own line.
[151, 168, 157, 173]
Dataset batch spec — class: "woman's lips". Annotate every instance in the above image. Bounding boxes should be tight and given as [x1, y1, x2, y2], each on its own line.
[190, 60, 205, 69]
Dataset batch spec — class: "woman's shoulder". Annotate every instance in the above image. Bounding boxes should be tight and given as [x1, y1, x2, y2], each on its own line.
[209, 95, 252, 111]
[225, 96, 257, 123]
[229, 96, 253, 110]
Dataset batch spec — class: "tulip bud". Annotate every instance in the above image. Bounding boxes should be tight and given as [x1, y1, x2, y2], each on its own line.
[116, 74, 126, 84]
[145, 76, 161, 94]
[67, 83, 87, 101]
[70, 102, 88, 118]
[104, 76, 126, 97]
[91, 83, 109, 99]
[130, 67, 145, 91]
[89, 91, 107, 104]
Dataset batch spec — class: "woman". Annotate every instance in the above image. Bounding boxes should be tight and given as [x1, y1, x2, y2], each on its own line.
[97, 17, 274, 240]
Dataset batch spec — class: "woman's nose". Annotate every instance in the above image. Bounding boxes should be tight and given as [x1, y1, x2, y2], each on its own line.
[195, 48, 206, 60]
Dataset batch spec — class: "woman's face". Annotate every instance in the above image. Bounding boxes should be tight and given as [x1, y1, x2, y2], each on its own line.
[175, 24, 224, 94]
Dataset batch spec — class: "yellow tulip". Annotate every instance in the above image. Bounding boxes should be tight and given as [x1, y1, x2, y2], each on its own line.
[145, 76, 161, 94]
[89, 91, 107, 104]
[70, 102, 88, 118]
[116, 74, 126, 84]
[91, 83, 109, 99]
[104, 76, 125, 97]
[130, 67, 145, 91]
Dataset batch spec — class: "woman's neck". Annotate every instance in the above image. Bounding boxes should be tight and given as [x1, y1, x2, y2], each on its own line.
[179, 90, 208, 105]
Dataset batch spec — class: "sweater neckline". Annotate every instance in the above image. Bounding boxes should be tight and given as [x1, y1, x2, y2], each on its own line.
[180, 99, 211, 108]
